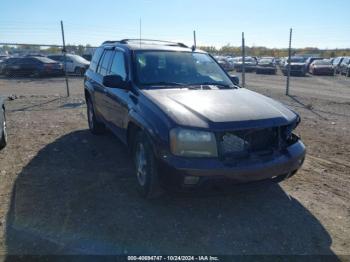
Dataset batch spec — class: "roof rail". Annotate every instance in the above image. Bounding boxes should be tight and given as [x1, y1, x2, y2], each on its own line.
[119, 39, 188, 48]
[102, 40, 121, 44]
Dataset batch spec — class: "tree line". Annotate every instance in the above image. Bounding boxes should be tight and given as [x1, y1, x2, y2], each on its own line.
[199, 44, 350, 58]
[1, 43, 350, 58]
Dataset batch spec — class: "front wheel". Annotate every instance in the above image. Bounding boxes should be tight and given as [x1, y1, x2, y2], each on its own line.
[133, 132, 164, 199]
[0, 108, 7, 150]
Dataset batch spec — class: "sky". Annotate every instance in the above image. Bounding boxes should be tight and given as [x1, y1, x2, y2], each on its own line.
[0, 0, 349, 49]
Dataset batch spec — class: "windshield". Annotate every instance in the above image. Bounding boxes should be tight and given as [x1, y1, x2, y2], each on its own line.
[36, 57, 57, 63]
[134, 51, 234, 88]
[259, 59, 273, 63]
[237, 57, 255, 63]
[314, 60, 331, 65]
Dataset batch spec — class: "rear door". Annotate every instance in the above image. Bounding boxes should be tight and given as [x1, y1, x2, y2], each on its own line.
[93, 48, 114, 121]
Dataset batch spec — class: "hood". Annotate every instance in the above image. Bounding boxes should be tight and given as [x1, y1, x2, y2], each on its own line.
[142, 88, 297, 130]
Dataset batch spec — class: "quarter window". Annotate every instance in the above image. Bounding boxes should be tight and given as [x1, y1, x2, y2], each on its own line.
[97, 50, 114, 76]
[90, 47, 103, 72]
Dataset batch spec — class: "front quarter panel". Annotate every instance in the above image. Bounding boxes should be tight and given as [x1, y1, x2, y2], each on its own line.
[127, 91, 174, 157]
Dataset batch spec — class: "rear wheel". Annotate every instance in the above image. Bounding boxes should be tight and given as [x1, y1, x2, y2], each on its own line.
[346, 69, 350, 77]
[86, 97, 105, 134]
[133, 132, 164, 199]
[0, 108, 7, 150]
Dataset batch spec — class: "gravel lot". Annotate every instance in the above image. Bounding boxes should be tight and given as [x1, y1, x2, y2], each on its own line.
[0, 71, 349, 257]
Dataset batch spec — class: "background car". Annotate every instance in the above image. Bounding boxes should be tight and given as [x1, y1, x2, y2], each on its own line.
[235, 57, 257, 72]
[332, 57, 344, 74]
[48, 54, 90, 76]
[0, 97, 7, 150]
[281, 56, 307, 76]
[339, 57, 350, 77]
[0, 56, 63, 77]
[309, 59, 335, 75]
[305, 57, 323, 72]
[256, 57, 277, 74]
[217, 58, 234, 71]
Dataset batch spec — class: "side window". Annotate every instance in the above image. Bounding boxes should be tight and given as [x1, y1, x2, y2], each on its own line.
[97, 50, 113, 76]
[109, 51, 127, 80]
[90, 47, 103, 72]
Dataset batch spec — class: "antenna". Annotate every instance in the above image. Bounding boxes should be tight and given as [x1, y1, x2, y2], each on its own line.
[192, 30, 196, 51]
[139, 18, 142, 48]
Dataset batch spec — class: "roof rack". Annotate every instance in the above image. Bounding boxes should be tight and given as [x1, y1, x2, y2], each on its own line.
[103, 39, 188, 48]
[102, 40, 121, 44]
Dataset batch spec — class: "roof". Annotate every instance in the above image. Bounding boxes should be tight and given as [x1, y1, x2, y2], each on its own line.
[101, 39, 207, 53]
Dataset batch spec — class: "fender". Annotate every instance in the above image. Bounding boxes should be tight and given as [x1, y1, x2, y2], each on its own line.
[127, 108, 168, 158]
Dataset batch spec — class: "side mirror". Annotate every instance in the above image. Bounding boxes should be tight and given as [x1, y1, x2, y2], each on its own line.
[230, 75, 239, 85]
[103, 75, 128, 89]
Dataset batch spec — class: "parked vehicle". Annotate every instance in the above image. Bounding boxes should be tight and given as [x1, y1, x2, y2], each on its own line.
[305, 57, 323, 72]
[281, 56, 307, 76]
[48, 54, 90, 76]
[84, 39, 305, 198]
[256, 57, 277, 74]
[309, 60, 335, 75]
[217, 58, 234, 71]
[332, 57, 344, 74]
[82, 54, 92, 61]
[0, 57, 64, 77]
[235, 57, 257, 72]
[0, 55, 8, 62]
[339, 57, 350, 77]
[0, 97, 7, 150]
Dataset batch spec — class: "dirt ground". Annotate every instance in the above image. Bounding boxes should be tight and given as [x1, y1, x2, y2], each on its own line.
[0, 71, 349, 258]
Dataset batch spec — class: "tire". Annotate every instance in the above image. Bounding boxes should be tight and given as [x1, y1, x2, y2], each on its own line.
[0, 108, 7, 150]
[347, 69, 350, 77]
[133, 131, 164, 199]
[86, 97, 105, 135]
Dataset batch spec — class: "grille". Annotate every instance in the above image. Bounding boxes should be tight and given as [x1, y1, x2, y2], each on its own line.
[291, 65, 302, 70]
[220, 128, 279, 157]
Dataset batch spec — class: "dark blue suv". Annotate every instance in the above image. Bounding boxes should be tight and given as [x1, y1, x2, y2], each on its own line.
[84, 39, 305, 198]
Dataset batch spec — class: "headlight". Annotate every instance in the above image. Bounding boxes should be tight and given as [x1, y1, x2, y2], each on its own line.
[170, 128, 218, 157]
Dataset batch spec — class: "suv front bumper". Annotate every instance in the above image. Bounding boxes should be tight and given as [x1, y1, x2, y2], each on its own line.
[157, 140, 306, 186]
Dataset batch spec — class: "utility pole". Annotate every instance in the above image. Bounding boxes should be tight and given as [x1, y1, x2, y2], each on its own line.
[241, 32, 246, 87]
[286, 28, 292, 96]
[60, 20, 69, 97]
[193, 30, 197, 50]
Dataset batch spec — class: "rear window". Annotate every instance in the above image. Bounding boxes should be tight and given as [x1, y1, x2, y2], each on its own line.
[34, 57, 56, 63]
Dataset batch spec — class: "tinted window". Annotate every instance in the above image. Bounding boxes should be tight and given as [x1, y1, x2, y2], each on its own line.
[90, 47, 103, 72]
[110, 51, 127, 80]
[35, 57, 56, 63]
[48, 56, 62, 61]
[97, 50, 113, 76]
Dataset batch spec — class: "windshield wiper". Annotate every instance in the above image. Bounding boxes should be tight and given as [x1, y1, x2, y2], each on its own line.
[186, 82, 233, 89]
[144, 82, 186, 87]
